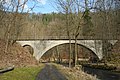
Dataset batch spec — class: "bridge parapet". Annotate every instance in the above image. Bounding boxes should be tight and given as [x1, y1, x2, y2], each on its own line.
[17, 36, 120, 40]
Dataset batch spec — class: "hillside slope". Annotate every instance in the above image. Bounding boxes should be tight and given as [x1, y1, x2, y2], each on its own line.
[0, 39, 38, 68]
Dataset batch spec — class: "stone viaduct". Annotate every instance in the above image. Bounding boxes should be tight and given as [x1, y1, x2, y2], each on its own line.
[16, 39, 117, 61]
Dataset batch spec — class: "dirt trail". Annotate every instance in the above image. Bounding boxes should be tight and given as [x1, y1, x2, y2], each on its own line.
[36, 63, 68, 80]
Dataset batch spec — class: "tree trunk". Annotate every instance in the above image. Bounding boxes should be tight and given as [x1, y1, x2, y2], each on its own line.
[74, 37, 78, 67]
[102, 40, 109, 64]
[69, 38, 72, 68]
[56, 46, 60, 63]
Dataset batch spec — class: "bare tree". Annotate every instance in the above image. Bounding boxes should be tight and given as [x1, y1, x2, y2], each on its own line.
[55, 0, 95, 67]
[94, 0, 120, 63]
[0, 0, 38, 52]
[55, 0, 74, 67]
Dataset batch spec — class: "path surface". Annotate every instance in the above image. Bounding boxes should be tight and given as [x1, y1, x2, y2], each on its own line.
[36, 63, 68, 80]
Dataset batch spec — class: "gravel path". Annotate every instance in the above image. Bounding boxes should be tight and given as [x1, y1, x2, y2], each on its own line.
[36, 63, 68, 80]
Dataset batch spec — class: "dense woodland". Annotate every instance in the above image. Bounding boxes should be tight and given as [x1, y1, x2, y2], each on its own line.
[0, 0, 120, 39]
[0, 10, 119, 39]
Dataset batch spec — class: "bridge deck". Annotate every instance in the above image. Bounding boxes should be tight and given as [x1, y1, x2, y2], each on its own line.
[16, 36, 120, 41]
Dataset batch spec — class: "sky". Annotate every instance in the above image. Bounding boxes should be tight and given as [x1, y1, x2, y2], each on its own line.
[1, 0, 57, 13]
[1, 0, 95, 14]
[26, 0, 86, 13]
[30, 0, 58, 13]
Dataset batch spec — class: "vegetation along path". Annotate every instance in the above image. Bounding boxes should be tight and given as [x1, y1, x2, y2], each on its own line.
[36, 63, 68, 80]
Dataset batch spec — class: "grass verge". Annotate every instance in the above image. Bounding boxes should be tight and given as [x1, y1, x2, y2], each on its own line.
[53, 63, 97, 80]
[0, 64, 44, 80]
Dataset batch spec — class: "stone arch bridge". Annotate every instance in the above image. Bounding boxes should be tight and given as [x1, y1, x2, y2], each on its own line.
[17, 40, 117, 61]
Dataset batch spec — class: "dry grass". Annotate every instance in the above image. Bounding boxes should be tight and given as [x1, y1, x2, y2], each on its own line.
[0, 39, 38, 68]
[53, 63, 97, 80]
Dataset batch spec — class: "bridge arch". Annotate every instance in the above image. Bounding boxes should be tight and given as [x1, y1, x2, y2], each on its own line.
[41, 43, 99, 61]
[36, 40, 102, 60]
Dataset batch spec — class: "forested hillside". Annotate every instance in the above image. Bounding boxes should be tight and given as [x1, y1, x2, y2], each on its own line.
[0, 9, 119, 39]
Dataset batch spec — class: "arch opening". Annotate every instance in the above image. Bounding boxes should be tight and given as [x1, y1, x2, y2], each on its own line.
[23, 45, 34, 55]
[40, 43, 99, 63]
